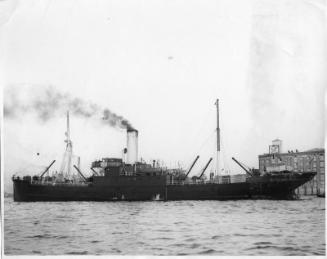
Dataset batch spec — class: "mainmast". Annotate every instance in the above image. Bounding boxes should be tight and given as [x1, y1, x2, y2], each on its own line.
[65, 111, 72, 177]
[215, 99, 220, 175]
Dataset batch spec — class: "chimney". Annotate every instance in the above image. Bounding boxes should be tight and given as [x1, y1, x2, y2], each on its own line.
[126, 129, 138, 164]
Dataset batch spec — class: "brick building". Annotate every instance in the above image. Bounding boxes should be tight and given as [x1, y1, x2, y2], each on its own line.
[258, 139, 325, 196]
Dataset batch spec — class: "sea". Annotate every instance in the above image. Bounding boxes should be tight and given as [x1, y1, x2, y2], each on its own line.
[4, 196, 325, 256]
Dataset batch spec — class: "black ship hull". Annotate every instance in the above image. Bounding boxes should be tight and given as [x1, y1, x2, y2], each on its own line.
[13, 172, 315, 202]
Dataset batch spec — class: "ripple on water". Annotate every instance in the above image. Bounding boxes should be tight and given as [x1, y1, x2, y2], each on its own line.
[233, 233, 248, 237]
[211, 235, 222, 240]
[246, 245, 278, 251]
[199, 248, 217, 254]
[253, 241, 273, 245]
[189, 243, 201, 249]
[154, 237, 173, 241]
[27, 234, 53, 239]
[67, 251, 89, 255]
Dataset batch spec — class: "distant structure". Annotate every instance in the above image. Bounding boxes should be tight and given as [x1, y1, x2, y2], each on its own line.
[269, 138, 282, 154]
[259, 139, 325, 196]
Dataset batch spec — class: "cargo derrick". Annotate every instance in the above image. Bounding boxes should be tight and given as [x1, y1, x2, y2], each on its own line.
[40, 160, 56, 178]
[199, 158, 213, 179]
[90, 167, 99, 176]
[232, 157, 253, 177]
[183, 155, 200, 180]
[73, 165, 88, 182]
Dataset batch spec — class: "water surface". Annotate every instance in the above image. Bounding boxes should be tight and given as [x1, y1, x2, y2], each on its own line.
[4, 197, 325, 255]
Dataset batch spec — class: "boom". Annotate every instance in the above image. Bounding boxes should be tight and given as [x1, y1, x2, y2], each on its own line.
[199, 158, 213, 178]
[40, 160, 56, 178]
[184, 155, 200, 179]
[90, 167, 99, 176]
[232, 157, 253, 177]
[73, 165, 88, 182]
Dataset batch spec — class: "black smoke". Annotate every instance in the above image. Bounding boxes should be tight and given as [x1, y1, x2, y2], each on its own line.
[4, 85, 135, 130]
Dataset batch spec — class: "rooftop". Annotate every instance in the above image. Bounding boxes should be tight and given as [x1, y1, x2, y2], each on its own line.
[259, 148, 325, 157]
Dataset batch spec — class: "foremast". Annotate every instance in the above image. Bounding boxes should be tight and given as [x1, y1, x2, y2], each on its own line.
[58, 111, 73, 180]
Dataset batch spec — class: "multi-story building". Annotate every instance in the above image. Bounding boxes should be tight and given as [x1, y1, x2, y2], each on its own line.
[258, 139, 325, 196]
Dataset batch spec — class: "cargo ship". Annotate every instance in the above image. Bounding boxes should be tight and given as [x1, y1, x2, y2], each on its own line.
[12, 100, 316, 201]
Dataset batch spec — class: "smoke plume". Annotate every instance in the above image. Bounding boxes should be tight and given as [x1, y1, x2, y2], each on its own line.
[4, 85, 135, 130]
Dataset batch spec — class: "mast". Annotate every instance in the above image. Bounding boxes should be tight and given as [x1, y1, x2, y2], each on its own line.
[66, 111, 72, 177]
[215, 99, 220, 175]
[58, 111, 73, 180]
[66, 110, 70, 142]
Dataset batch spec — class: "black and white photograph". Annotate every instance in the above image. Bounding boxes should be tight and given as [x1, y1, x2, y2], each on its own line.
[1, 0, 326, 256]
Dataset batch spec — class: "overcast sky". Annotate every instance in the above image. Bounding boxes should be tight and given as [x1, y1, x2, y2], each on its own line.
[1, 0, 326, 192]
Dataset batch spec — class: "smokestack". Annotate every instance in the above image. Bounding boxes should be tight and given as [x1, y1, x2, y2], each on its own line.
[126, 129, 138, 165]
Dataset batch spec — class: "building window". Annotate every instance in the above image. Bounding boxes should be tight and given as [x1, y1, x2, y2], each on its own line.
[320, 161, 324, 168]
[298, 158, 303, 170]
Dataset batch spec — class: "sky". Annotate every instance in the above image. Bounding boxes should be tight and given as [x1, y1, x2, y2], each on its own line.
[1, 0, 326, 192]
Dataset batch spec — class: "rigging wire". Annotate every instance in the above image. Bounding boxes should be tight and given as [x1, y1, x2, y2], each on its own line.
[181, 108, 213, 163]
[183, 129, 216, 169]
[220, 130, 231, 174]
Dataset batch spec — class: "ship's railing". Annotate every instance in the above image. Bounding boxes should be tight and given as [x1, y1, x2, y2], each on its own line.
[167, 181, 219, 185]
[30, 181, 89, 187]
[12, 176, 90, 186]
[167, 179, 250, 185]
